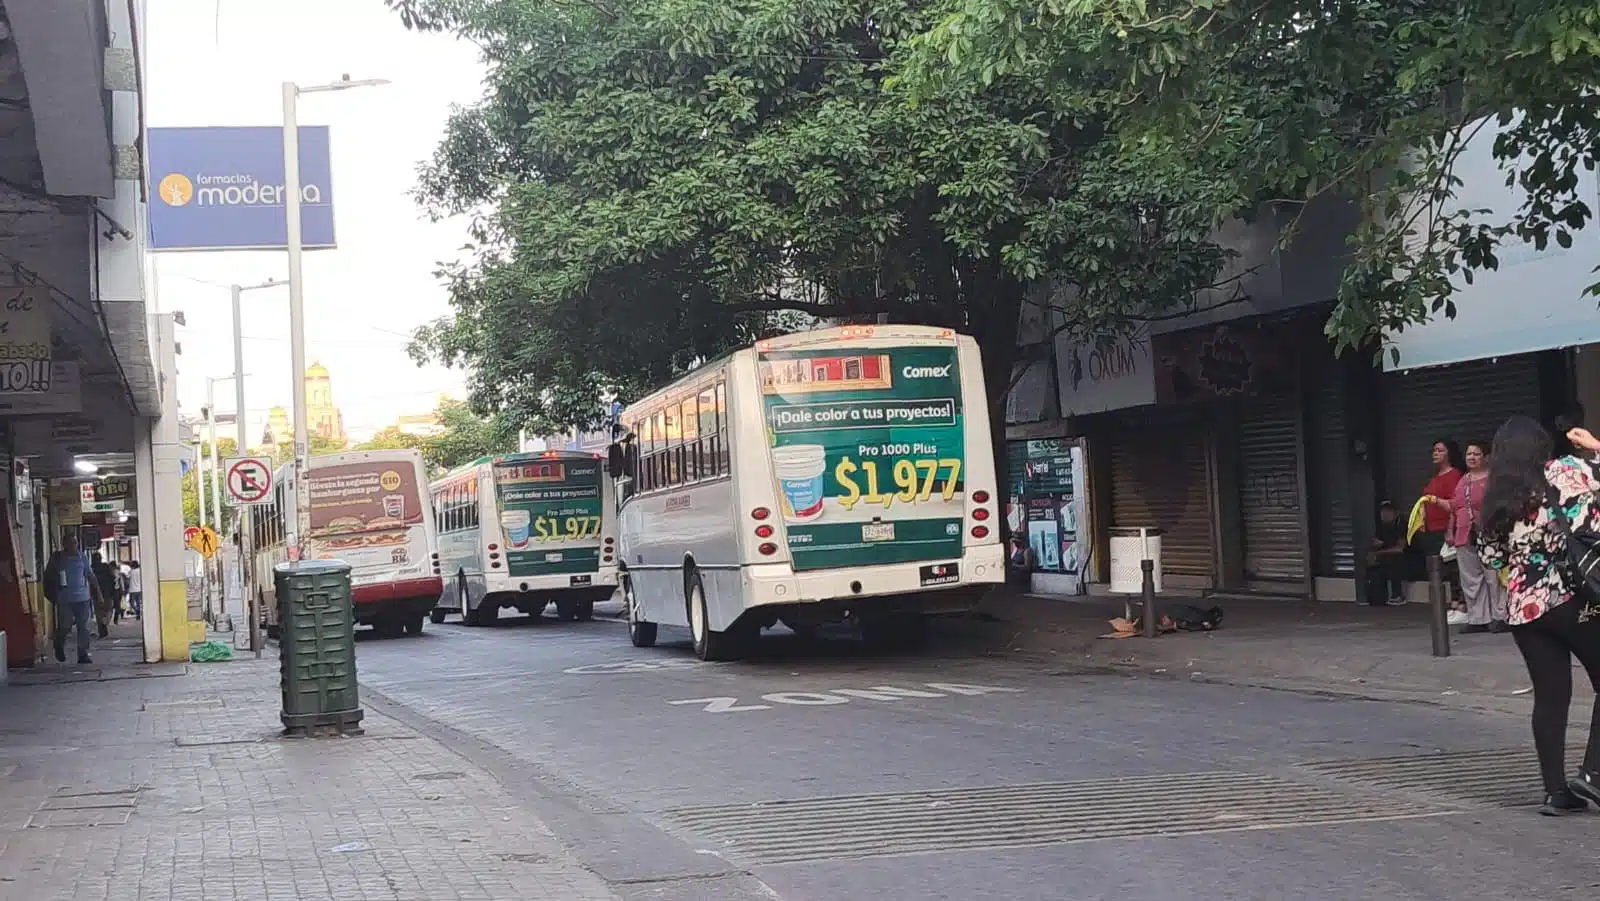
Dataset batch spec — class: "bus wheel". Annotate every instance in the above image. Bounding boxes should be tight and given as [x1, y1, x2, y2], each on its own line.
[555, 600, 579, 621]
[575, 601, 595, 621]
[429, 608, 448, 624]
[404, 615, 425, 636]
[688, 571, 743, 662]
[465, 598, 496, 627]
[624, 576, 656, 648]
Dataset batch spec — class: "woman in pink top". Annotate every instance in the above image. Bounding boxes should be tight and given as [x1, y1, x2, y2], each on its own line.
[1447, 440, 1507, 632]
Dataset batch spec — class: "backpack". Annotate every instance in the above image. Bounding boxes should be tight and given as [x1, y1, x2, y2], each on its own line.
[42, 551, 62, 603]
[1543, 484, 1600, 610]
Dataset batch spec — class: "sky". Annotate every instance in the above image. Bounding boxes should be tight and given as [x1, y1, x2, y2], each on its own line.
[147, 0, 485, 444]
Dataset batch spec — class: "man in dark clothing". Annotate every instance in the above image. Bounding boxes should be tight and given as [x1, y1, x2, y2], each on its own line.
[90, 552, 117, 638]
[43, 532, 106, 664]
[1367, 500, 1407, 606]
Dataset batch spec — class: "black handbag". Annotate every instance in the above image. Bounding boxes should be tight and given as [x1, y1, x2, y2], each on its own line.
[1543, 484, 1600, 617]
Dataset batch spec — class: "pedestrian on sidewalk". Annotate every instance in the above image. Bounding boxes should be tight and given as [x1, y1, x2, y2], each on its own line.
[1476, 417, 1600, 816]
[125, 560, 143, 620]
[1445, 441, 1508, 633]
[42, 532, 106, 665]
[1367, 500, 1408, 606]
[90, 552, 117, 638]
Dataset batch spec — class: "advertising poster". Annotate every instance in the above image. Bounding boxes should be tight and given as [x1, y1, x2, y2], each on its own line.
[305, 461, 423, 571]
[494, 458, 603, 576]
[1009, 439, 1084, 585]
[759, 345, 966, 573]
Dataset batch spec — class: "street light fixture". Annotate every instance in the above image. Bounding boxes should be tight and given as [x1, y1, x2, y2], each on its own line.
[282, 76, 390, 560]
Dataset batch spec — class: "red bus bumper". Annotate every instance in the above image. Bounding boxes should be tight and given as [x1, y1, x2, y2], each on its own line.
[352, 577, 444, 606]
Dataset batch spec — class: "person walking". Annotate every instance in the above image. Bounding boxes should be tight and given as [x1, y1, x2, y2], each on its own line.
[90, 552, 117, 638]
[1475, 417, 1600, 816]
[42, 532, 106, 665]
[1444, 441, 1508, 633]
[125, 560, 143, 620]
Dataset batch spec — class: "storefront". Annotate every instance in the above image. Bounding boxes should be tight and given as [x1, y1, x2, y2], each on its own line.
[1098, 407, 1217, 588]
[1005, 438, 1087, 595]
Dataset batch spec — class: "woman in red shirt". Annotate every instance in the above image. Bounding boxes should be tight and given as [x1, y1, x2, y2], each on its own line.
[1418, 438, 1465, 560]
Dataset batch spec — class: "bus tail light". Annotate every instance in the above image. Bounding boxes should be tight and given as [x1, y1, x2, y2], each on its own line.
[751, 507, 771, 521]
[972, 490, 991, 504]
[755, 524, 773, 538]
[972, 508, 989, 521]
[758, 542, 778, 556]
[604, 537, 614, 545]
[488, 543, 499, 552]
[970, 525, 990, 539]
[490, 561, 502, 569]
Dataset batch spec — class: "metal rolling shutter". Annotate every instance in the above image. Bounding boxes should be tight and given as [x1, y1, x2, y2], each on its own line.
[1381, 356, 1542, 505]
[1306, 374, 1355, 576]
[1108, 424, 1215, 581]
[1237, 397, 1308, 585]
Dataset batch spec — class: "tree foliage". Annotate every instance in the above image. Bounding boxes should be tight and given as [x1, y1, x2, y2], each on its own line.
[909, 0, 1600, 351]
[422, 399, 519, 472]
[387, 0, 1252, 430]
[354, 427, 425, 453]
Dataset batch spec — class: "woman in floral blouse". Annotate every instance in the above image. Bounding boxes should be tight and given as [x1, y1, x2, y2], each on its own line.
[1476, 416, 1600, 815]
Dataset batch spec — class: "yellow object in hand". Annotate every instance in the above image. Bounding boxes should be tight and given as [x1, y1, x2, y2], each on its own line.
[1406, 497, 1429, 544]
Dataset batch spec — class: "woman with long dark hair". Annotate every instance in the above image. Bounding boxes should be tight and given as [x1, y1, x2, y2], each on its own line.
[1476, 416, 1600, 815]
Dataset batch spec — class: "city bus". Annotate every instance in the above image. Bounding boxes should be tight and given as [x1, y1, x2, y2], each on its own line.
[428, 451, 618, 626]
[607, 324, 1004, 660]
[251, 449, 442, 638]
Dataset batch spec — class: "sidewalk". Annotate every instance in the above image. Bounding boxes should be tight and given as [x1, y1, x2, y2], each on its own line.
[0, 623, 619, 901]
[965, 591, 1585, 715]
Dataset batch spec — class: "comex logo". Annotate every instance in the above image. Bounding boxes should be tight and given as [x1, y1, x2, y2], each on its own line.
[901, 365, 953, 378]
[156, 171, 324, 207]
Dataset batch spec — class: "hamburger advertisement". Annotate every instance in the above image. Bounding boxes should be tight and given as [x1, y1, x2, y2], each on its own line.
[306, 462, 423, 570]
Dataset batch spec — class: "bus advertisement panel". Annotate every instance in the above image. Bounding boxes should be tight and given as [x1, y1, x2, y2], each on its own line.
[306, 460, 426, 576]
[494, 457, 604, 577]
[758, 345, 966, 571]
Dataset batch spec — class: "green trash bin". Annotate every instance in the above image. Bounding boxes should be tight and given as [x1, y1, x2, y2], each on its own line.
[274, 560, 364, 734]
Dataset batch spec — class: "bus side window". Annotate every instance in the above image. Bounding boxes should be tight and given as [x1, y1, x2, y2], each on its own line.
[681, 396, 699, 482]
[715, 381, 730, 474]
[697, 386, 717, 477]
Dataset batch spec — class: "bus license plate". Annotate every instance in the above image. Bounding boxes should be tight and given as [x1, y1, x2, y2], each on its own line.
[919, 563, 960, 586]
[570, 575, 592, 587]
[862, 523, 895, 542]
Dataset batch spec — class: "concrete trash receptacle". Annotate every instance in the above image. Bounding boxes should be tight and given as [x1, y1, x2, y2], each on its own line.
[1109, 527, 1163, 594]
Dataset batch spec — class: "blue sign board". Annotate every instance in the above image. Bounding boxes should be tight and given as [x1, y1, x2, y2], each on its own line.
[147, 126, 336, 252]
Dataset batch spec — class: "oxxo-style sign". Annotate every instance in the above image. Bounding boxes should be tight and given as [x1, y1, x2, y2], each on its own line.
[223, 456, 274, 507]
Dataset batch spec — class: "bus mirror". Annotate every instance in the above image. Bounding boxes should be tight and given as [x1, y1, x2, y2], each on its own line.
[606, 445, 626, 477]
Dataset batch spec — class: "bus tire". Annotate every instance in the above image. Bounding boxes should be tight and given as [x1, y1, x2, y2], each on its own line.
[624, 576, 656, 648]
[687, 570, 743, 662]
[430, 608, 448, 624]
[555, 599, 579, 621]
[575, 601, 595, 621]
[404, 615, 425, 636]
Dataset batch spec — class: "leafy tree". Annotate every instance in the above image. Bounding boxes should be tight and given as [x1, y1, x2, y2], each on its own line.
[354, 427, 425, 452]
[386, 0, 1246, 436]
[909, 0, 1600, 351]
[420, 399, 517, 472]
[184, 438, 242, 530]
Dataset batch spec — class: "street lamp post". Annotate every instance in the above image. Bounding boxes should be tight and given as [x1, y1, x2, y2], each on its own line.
[230, 278, 281, 657]
[282, 76, 388, 561]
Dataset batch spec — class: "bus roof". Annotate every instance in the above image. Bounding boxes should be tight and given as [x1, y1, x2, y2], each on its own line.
[431, 449, 604, 485]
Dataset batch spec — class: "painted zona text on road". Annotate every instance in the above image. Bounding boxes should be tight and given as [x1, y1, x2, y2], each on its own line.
[668, 682, 1021, 713]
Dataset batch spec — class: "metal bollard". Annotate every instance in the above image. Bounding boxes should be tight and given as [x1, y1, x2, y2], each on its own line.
[1427, 554, 1451, 658]
[1141, 558, 1158, 638]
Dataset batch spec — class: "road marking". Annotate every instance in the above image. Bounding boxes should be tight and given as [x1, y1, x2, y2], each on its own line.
[666, 682, 1022, 713]
[564, 659, 705, 675]
[669, 697, 772, 713]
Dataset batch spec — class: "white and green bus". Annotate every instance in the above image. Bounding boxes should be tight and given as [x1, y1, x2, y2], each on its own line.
[429, 451, 618, 625]
[607, 324, 1004, 660]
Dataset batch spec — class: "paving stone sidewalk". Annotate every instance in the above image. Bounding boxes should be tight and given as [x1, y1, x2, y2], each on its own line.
[961, 591, 1594, 716]
[0, 642, 621, 901]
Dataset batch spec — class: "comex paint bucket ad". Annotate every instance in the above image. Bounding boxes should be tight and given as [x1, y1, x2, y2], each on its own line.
[772, 444, 827, 522]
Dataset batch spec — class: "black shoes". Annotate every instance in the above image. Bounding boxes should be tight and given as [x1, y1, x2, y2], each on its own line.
[1490, 620, 1510, 633]
[1570, 768, 1600, 807]
[77, 655, 92, 665]
[53, 645, 65, 663]
[1539, 789, 1589, 816]
[1461, 623, 1490, 634]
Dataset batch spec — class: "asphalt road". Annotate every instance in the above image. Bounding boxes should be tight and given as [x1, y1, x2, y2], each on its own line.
[354, 608, 1600, 901]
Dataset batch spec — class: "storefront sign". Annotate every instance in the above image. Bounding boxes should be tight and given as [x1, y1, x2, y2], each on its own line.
[81, 478, 133, 513]
[0, 361, 80, 414]
[1055, 329, 1156, 416]
[1152, 313, 1319, 404]
[0, 287, 51, 394]
[51, 484, 83, 526]
[1007, 439, 1085, 589]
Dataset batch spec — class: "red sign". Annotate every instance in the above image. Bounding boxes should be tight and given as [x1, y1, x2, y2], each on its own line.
[183, 525, 200, 544]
